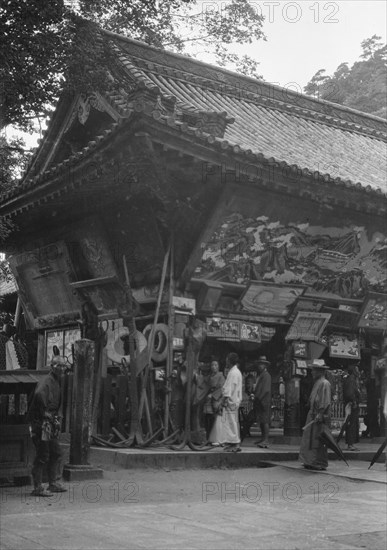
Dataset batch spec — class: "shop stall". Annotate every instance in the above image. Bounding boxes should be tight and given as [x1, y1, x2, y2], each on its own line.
[0, 370, 49, 483]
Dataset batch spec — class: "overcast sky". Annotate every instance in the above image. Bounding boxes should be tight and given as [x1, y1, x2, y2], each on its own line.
[209, 0, 387, 88]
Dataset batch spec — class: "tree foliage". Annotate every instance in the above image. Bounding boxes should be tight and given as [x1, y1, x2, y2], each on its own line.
[0, 0, 265, 131]
[0, 136, 28, 191]
[304, 36, 387, 118]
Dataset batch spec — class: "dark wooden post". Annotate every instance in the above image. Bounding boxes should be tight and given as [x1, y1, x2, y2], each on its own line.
[282, 341, 303, 442]
[70, 339, 94, 464]
[63, 339, 103, 481]
[283, 378, 301, 439]
[384, 363, 387, 471]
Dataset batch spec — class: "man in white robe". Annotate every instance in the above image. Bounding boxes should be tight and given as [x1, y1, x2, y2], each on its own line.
[222, 352, 243, 451]
[208, 352, 243, 449]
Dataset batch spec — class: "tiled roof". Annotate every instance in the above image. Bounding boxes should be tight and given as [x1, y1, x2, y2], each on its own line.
[1, 29, 386, 213]
[110, 33, 386, 193]
[0, 369, 49, 386]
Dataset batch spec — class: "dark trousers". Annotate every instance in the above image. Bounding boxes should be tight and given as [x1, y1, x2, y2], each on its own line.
[32, 436, 62, 487]
[345, 405, 359, 446]
[204, 413, 215, 438]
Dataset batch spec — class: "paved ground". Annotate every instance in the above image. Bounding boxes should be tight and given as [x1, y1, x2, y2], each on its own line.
[1, 461, 386, 550]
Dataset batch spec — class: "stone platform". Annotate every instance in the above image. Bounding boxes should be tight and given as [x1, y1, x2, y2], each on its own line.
[60, 436, 385, 472]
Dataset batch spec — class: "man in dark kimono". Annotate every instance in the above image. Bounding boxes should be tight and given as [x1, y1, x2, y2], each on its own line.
[28, 356, 68, 496]
[253, 356, 272, 448]
[203, 360, 225, 438]
[299, 360, 331, 471]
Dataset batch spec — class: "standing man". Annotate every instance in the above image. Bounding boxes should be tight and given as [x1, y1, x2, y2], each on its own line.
[253, 356, 272, 448]
[299, 359, 331, 471]
[203, 360, 225, 438]
[343, 364, 361, 451]
[191, 363, 211, 438]
[221, 352, 243, 452]
[28, 356, 68, 496]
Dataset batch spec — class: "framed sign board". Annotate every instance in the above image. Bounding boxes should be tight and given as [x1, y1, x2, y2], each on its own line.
[293, 360, 308, 377]
[286, 312, 331, 341]
[329, 333, 360, 360]
[70, 277, 125, 318]
[293, 341, 308, 358]
[323, 307, 359, 330]
[240, 281, 305, 318]
[172, 296, 196, 315]
[8, 242, 80, 329]
[206, 317, 240, 340]
[358, 293, 387, 331]
[240, 322, 262, 342]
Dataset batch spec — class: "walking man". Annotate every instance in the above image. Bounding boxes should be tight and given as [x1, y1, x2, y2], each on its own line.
[253, 356, 272, 448]
[299, 359, 331, 471]
[28, 356, 68, 496]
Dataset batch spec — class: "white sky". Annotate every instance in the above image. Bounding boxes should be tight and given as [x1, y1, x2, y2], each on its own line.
[7, 0, 386, 148]
[193, 0, 387, 88]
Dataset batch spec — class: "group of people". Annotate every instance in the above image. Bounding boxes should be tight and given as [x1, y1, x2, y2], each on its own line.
[202, 353, 273, 452]
[27, 347, 376, 495]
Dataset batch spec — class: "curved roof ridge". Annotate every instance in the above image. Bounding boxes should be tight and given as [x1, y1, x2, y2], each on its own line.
[101, 28, 387, 129]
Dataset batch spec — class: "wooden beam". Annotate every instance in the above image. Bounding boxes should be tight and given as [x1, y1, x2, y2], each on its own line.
[70, 276, 118, 289]
[180, 184, 232, 285]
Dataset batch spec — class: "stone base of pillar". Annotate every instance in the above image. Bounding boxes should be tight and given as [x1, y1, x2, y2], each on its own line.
[63, 464, 103, 481]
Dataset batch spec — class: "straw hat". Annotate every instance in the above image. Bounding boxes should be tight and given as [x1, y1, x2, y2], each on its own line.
[256, 355, 270, 367]
[309, 359, 330, 369]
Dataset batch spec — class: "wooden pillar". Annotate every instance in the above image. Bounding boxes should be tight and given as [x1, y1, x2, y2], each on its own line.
[63, 339, 103, 480]
[381, 346, 387, 470]
[282, 343, 302, 440]
[283, 378, 301, 438]
[384, 364, 387, 471]
[36, 332, 46, 368]
[69, 339, 94, 465]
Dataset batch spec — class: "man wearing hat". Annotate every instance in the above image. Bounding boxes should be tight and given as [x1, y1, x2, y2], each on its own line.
[299, 359, 332, 471]
[253, 356, 272, 448]
[28, 356, 68, 496]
